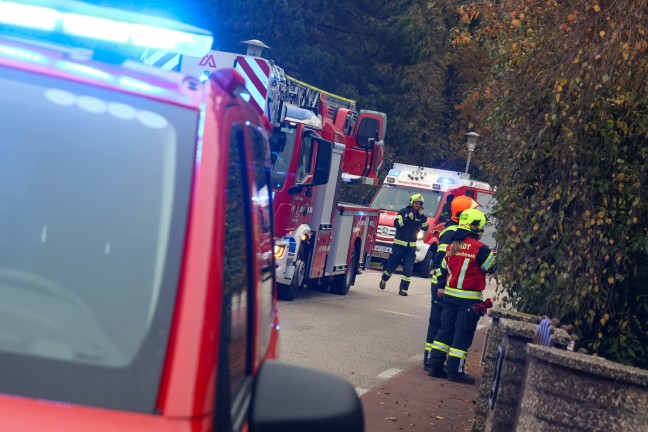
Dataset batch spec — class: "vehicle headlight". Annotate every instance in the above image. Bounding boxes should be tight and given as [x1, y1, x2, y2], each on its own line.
[274, 245, 286, 258]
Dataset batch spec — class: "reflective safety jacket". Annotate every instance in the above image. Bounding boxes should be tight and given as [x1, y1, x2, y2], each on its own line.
[437, 231, 496, 300]
[393, 205, 429, 247]
[431, 221, 458, 284]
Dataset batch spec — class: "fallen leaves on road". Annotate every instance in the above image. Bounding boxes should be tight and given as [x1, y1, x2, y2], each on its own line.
[435, 415, 445, 420]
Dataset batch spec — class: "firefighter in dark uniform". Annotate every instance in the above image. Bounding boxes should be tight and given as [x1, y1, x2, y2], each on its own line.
[428, 208, 496, 383]
[379, 193, 429, 296]
[423, 196, 480, 371]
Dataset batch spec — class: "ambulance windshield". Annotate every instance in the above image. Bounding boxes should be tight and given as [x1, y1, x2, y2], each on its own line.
[371, 185, 444, 218]
[0, 67, 197, 412]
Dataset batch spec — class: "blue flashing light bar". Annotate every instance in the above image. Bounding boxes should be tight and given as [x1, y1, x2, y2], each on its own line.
[57, 60, 112, 81]
[0, 44, 46, 62]
[437, 177, 457, 184]
[0, 0, 213, 57]
[119, 76, 162, 93]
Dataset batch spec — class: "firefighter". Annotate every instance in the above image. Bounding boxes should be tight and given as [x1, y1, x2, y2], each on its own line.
[427, 208, 496, 383]
[423, 196, 480, 371]
[379, 193, 429, 296]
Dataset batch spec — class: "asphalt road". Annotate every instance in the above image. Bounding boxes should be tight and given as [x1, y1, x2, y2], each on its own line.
[277, 269, 499, 395]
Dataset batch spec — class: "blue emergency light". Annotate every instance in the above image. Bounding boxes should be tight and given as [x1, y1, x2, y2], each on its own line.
[0, 0, 213, 57]
[437, 177, 457, 184]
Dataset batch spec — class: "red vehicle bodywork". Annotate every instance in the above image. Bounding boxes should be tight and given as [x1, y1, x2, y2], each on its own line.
[0, 36, 278, 430]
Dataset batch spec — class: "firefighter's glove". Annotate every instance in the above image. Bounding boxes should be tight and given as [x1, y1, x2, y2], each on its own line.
[469, 299, 493, 318]
[408, 212, 414, 219]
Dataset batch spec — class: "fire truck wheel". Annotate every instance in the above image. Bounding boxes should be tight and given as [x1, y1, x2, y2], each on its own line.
[331, 248, 357, 295]
[277, 283, 294, 301]
[278, 258, 305, 301]
[418, 246, 436, 279]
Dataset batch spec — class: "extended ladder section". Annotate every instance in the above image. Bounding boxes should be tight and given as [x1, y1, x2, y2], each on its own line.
[267, 63, 356, 131]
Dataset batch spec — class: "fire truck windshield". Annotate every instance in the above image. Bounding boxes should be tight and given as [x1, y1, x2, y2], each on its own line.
[0, 67, 197, 412]
[371, 184, 444, 218]
[269, 127, 297, 190]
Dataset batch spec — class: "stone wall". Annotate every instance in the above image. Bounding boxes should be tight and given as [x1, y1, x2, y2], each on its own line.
[471, 309, 538, 432]
[483, 319, 571, 432]
[515, 344, 648, 431]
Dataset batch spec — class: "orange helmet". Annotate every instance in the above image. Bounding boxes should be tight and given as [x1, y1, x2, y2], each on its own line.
[451, 196, 480, 222]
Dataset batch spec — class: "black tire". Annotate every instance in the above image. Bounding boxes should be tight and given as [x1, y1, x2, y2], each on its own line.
[277, 282, 298, 301]
[331, 248, 357, 295]
[418, 246, 436, 279]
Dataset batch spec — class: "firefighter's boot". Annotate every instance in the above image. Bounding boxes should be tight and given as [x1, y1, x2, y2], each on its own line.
[428, 367, 448, 379]
[398, 278, 410, 297]
[447, 372, 476, 384]
[379, 280, 386, 290]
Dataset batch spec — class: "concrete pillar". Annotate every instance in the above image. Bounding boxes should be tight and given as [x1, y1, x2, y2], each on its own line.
[516, 344, 648, 431]
[471, 309, 539, 432]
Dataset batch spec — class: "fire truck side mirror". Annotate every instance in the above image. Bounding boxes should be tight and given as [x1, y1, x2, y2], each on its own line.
[355, 118, 378, 149]
[311, 139, 333, 186]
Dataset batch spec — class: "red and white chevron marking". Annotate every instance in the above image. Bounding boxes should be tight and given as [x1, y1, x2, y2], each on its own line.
[235, 55, 270, 116]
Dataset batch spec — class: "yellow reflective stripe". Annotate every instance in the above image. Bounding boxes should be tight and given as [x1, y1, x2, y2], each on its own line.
[440, 225, 458, 237]
[393, 239, 417, 247]
[444, 287, 482, 300]
[432, 341, 450, 353]
[449, 348, 467, 359]
[425, 342, 434, 351]
[395, 215, 404, 227]
[383, 270, 392, 277]
[401, 276, 412, 282]
[438, 244, 448, 253]
[481, 251, 496, 271]
[457, 258, 470, 288]
[421, 221, 429, 227]
[431, 274, 438, 284]
[287, 75, 356, 103]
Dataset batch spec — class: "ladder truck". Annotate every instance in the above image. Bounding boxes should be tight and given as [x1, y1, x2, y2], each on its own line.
[369, 163, 497, 277]
[150, 47, 388, 300]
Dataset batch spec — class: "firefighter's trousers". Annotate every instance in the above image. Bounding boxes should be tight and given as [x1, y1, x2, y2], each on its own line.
[428, 293, 480, 374]
[424, 285, 445, 362]
[382, 244, 416, 291]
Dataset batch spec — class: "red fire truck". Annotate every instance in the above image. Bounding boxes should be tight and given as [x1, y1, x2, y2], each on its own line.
[369, 163, 496, 277]
[155, 47, 387, 300]
[0, 1, 362, 430]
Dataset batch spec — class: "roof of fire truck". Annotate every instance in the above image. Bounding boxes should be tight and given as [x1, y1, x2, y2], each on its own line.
[384, 162, 495, 193]
[0, 0, 214, 108]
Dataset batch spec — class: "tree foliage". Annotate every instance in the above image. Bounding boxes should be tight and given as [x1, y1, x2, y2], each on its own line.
[452, 0, 648, 367]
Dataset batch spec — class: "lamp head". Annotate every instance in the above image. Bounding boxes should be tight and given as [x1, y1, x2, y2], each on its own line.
[465, 131, 480, 151]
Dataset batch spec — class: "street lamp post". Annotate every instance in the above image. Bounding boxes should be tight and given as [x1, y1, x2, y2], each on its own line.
[464, 131, 480, 174]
